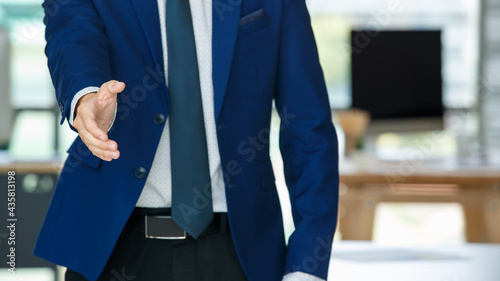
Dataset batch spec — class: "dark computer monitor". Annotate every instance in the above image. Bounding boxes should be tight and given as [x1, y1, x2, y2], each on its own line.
[350, 30, 443, 134]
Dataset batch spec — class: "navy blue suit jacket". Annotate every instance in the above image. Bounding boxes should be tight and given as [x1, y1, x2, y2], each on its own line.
[34, 0, 339, 280]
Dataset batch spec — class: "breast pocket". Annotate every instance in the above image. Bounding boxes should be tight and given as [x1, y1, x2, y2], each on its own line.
[238, 9, 272, 38]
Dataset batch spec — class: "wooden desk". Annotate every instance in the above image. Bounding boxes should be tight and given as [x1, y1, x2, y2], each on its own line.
[0, 161, 62, 174]
[2, 157, 499, 244]
[338, 155, 500, 243]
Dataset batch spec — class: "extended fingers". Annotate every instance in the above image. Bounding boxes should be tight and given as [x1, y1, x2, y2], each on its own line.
[80, 130, 120, 160]
[77, 118, 120, 161]
[87, 143, 120, 161]
[82, 115, 108, 142]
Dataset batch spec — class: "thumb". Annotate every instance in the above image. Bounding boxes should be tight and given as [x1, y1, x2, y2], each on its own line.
[98, 80, 126, 100]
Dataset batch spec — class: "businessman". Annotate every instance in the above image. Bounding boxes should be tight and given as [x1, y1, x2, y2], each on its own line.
[35, 0, 339, 281]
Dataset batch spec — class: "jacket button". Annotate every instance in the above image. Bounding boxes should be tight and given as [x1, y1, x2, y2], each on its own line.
[135, 167, 148, 179]
[227, 183, 238, 189]
[153, 113, 166, 125]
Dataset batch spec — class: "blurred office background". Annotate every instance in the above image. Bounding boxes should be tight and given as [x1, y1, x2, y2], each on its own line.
[1, 0, 499, 280]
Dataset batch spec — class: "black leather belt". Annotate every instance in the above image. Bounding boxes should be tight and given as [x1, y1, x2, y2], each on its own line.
[130, 207, 228, 240]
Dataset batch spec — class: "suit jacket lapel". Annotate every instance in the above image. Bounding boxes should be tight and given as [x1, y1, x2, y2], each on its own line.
[212, 1, 243, 121]
[129, 0, 164, 70]
[128, 0, 240, 119]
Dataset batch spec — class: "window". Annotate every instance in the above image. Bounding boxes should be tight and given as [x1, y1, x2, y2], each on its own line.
[0, 0, 77, 159]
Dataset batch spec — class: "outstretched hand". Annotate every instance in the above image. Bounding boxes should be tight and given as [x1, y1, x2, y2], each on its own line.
[73, 80, 125, 162]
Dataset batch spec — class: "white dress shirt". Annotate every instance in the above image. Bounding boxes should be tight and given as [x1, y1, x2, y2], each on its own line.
[69, 1, 324, 280]
[134, 0, 227, 211]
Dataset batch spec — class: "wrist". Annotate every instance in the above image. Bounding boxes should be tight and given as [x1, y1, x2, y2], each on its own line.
[75, 92, 97, 119]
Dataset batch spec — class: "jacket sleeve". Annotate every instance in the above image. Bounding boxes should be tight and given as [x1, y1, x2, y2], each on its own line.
[274, 0, 339, 279]
[43, 0, 112, 129]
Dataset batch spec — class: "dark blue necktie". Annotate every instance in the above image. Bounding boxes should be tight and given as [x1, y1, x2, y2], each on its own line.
[167, 0, 213, 238]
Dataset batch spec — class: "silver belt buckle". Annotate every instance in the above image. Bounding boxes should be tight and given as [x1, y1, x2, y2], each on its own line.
[145, 215, 187, 239]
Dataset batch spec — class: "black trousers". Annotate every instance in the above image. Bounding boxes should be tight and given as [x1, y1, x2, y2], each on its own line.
[65, 208, 248, 281]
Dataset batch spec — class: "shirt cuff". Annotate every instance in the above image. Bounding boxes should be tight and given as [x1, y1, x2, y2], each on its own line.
[69, 86, 118, 131]
[282, 272, 325, 281]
